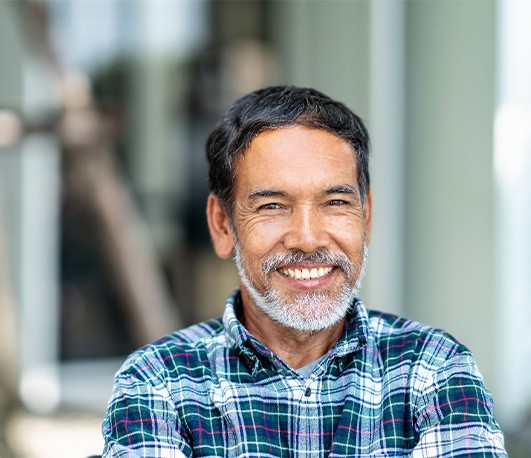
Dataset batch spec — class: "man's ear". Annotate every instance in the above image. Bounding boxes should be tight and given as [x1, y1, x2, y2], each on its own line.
[206, 193, 236, 259]
[363, 189, 373, 245]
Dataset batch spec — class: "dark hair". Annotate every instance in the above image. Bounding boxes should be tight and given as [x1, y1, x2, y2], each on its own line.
[206, 85, 370, 213]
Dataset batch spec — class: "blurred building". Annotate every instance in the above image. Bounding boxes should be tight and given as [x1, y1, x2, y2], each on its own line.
[0, 1, 530, 456]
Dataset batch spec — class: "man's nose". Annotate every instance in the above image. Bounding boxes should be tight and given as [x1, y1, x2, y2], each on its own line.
[283, 206, 330, 253]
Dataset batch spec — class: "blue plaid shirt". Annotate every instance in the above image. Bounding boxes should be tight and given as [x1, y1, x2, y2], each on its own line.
[102, 289, 506, 457]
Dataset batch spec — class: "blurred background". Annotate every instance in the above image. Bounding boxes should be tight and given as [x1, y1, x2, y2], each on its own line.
[0, 0, 530, 456]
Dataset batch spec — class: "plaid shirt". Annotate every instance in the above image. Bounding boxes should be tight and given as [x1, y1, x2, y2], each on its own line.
[102, 289, 506, 457]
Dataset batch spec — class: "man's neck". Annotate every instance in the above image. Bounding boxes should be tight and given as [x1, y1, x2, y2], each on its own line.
[239, 291, 346, 369]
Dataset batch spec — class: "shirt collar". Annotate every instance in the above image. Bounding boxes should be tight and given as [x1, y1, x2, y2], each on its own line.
[330, 297, 369, 357]
[222, 289, 255, 353]
[222, 288, 369, 360]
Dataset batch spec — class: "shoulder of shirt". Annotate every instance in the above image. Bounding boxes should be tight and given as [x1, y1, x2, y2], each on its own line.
[366, 308, 471, 364]
[114, 316, 226, 380]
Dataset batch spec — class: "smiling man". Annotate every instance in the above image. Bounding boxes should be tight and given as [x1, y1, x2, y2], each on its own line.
[102, 86, 506, 457]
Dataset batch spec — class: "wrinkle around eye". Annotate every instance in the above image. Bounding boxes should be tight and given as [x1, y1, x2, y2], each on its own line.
[234, 202, 283, 230]
[234, 212, 285, 244]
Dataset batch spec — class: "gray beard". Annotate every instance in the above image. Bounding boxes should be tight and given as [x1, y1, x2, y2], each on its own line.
[234, 244, 369, 333]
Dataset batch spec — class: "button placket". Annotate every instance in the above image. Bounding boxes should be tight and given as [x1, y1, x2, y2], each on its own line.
[298, 376, 319, 453]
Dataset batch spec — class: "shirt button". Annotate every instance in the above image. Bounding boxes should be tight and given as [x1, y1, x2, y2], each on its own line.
[304, 387, 312, 397]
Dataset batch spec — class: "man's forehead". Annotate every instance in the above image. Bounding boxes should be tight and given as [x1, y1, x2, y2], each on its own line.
[233, 125, 359, 193]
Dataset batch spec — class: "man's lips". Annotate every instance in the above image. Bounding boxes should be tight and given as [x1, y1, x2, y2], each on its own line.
[278, 266, 335, 280]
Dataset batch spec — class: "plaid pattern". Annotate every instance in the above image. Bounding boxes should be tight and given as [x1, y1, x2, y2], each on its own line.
[102, 289, 506, 457]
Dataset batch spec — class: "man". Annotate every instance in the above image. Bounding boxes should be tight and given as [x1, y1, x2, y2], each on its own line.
[102, 86, 506, 456]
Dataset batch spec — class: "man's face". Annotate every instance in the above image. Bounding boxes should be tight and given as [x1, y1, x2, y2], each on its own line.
[228, 125, 372, 332]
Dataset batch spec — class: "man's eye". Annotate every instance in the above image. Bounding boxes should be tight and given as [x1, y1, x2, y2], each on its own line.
[328, 199, 347, 206]
[259, 203, 281, 210]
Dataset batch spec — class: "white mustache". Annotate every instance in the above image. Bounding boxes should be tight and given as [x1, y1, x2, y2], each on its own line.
[261, 250, 354, 276]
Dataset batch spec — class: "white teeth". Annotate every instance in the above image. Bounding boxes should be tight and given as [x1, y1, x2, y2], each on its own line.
[280, 266, 333, 280]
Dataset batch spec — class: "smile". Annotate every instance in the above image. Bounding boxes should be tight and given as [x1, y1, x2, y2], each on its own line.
[279, 266, 334, 280]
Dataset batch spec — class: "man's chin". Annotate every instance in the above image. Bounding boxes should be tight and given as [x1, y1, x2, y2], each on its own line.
[254, 290, 354, 333]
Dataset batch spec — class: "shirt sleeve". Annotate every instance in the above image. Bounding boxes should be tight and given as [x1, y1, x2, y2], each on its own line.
[102, 358, 192, 458]
[412, 349, 507, 457]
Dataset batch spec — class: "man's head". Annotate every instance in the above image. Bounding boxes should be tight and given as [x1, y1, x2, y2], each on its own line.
[206, 86, 372, 333]
[206, 86, 370, 216]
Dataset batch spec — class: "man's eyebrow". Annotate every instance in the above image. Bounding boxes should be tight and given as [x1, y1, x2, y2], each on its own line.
[248, 189, 288, 200]
[324, 185, 357, 195]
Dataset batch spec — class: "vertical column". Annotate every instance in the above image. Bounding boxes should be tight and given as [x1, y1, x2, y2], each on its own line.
[0, 2, 62, 414]
[18, 134, 61, 414]
[493, 0, 531, 429]
[365, 0, 406, 315]
[404, 1, 497, 390]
